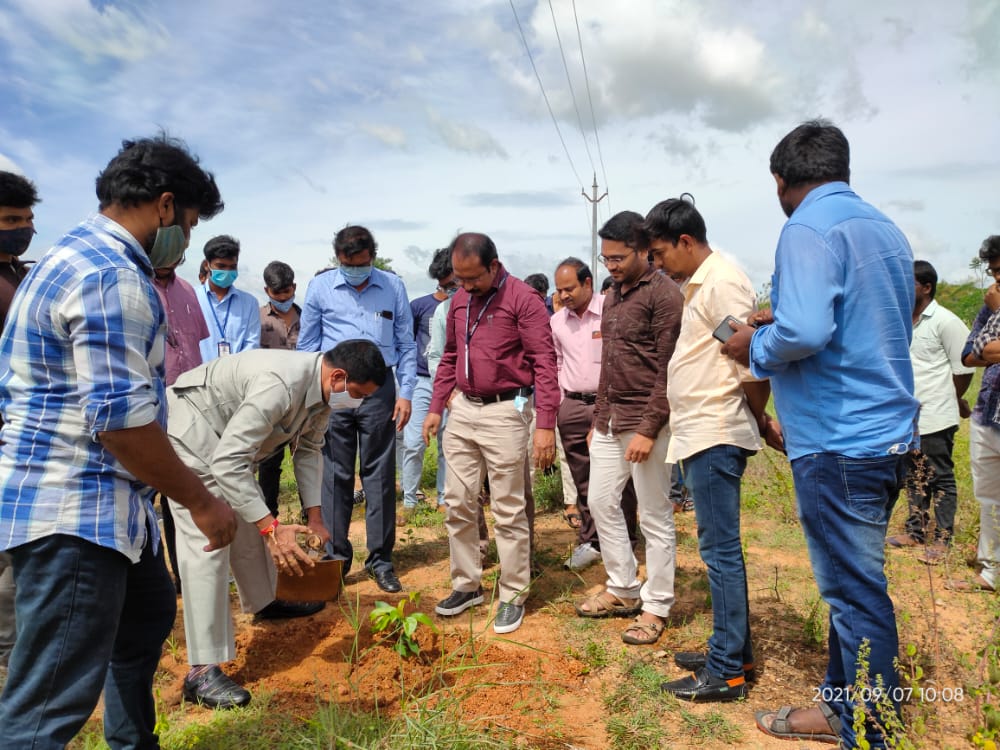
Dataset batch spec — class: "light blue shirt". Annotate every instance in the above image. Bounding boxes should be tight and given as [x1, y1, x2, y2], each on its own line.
[0, 214, 165, 561]
[297, 267, 417, 399]
[197, 283, 261, 362]
[749, 182, 918, 459]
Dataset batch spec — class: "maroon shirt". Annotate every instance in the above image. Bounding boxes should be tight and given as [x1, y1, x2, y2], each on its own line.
[430, 264, 560, 429]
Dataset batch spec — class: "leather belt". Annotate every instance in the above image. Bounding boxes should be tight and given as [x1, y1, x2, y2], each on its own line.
[564, 391, 597, 405]
[463, 386, 533, 405]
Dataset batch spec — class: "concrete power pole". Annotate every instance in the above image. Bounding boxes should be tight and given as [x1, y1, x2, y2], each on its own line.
[582, 174, 608, 277]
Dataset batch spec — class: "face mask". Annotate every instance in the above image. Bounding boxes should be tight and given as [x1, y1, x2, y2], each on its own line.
[210, 269, 238, 288]
[148, 224, 188, 269]
[340, 265, 372, 286]
[270, 295, 295, 313]
[0, 226, 35, 257]
[329, 384, 364, 411]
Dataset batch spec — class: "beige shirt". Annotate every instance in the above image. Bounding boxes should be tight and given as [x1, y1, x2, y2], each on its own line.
[666, 252, 761, 463]
[910, 299, 974, 435]
[167, 350, 329, 523]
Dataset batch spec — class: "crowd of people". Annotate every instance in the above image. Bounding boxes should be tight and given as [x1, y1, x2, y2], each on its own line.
[0, 119, 996, 749]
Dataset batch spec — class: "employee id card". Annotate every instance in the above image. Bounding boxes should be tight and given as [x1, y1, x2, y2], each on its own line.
[217, 340, 231, 356]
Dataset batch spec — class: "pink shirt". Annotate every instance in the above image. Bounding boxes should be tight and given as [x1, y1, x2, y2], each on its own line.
[550, 292, 604, 394]
[153, 274, 210, 385]
[430, 265, 560, 429]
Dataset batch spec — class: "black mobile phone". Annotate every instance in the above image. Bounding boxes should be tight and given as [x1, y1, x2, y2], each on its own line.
[712, 315, 741, 344]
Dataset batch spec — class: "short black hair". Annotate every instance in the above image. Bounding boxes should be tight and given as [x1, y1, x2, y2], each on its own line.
[598, 211, 644, 247]
[0, 172, 39, 208]
[642, 195, 707, 245]
[769, 119, 851, 189]
[600, 276, 614, 292]
[427, 247, 453, 282]
[323, 339, 387, 387]
[449, 232, 498, 268]
[980, 236, 1000, 264]
[334, 225, 377, 261]
[96, 134, 223, 218]
[913, 260, 937, 300]
[203, 234, 240, 261]
[556, 256, 593, 284]
[523, 273, 549, 295]
[263, 260, 295, 291]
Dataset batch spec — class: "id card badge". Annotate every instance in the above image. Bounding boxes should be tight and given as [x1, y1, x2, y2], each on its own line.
[217, 340, 231, 357]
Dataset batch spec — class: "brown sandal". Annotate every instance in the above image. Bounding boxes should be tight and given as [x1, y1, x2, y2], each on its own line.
[575, 590, 642, 618]
[621, 615, 665, 645]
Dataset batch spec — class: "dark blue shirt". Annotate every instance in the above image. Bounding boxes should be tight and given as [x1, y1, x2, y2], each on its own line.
[410, 293, 445, 377]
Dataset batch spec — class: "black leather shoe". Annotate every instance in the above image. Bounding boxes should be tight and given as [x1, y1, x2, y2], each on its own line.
[182, 666, 251, 709]
[367, 567, 402, 593]
[254, 599, 325, 621]
[673, 651, 758, 682]
[660, 666, 747, 702]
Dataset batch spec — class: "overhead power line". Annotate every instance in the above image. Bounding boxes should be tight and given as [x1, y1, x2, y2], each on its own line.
[547, 0, 595, 175]
[572, 0, 610, 213]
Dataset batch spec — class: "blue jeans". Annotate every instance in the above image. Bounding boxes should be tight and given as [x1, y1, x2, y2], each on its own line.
[400, 376, 446, 508]
[792, 453, 905, 749]
[0, 531, 176, 750]
[682, 445, 753, 678]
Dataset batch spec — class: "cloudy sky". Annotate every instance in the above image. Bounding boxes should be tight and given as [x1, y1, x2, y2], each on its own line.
[1, 0, 998, 301]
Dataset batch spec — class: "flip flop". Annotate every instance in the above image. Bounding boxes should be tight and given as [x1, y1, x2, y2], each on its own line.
[621, 615, 665, 645]
[574, 590, 642, 618]
[946, 574, 995, 593]
[755, 704, 840, 744]
[562, 510, 582, 529]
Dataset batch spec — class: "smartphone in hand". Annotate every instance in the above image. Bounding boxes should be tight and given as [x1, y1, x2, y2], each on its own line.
[712, 315, 741, 344]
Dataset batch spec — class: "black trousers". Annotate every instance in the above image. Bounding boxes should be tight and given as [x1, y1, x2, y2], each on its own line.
[322, 374, 397, 575]
[904, 425, 959, 543]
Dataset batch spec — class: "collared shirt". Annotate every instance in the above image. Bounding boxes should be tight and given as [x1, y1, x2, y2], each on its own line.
[297, 267, 417, 399]
[411, 293, 445, 377]
[667, 251, 761, 463]
[429, 264, 560, 429]
[154, 274, 209, 386]
[964, 304, 1000, 431]
[550, 292, 604, 394]
[0, 213, 166, 561]
[197, 283, 261, 362]
[911, 299, 973, 435]
[426, 296, 451, 378]
[750, 182, 918, 459]
[168, 350, 329, 523]
[593, 269, 683, 438]
[260, 302, 301, 351]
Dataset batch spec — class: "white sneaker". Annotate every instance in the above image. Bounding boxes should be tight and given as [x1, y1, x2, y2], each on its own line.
[564, 543, 602, 571]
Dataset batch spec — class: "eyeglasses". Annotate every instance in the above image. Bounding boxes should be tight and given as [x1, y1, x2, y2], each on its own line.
[598, 251, 636, 267]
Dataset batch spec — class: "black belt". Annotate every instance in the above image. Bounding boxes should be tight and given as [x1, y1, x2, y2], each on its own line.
[463, 386, 533, 405]
[564, 391, 597, 405]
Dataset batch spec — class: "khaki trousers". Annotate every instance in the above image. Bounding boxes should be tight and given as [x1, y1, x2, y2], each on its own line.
[443, 394, 532, 605]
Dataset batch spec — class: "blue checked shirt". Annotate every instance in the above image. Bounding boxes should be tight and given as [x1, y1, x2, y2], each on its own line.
[0, 214, 166, 562]
[297, 267, 417, 398]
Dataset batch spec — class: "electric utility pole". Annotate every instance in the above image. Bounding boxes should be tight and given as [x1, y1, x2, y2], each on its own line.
[582, 174, 608, 277]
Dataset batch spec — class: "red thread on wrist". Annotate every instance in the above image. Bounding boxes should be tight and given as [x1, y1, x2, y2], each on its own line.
[260, 518, 279, 537]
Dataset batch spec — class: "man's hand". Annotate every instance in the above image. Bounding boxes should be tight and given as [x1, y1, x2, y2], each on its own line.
[987, 283, 1000, 312]
[188, 496, 238, 552]
[761, 416, 786, 454]
[264, 522, 315, 577]
[721, 322, 756, 367]
[393, 398, 412, 432]
[304, 507, 331, 547]
[959, 398, 972, 419]
[747, 309, 774, 328]
[624, 433, 654, 463]
[423, 413, 442, 445]
[533, 427, 556, 469]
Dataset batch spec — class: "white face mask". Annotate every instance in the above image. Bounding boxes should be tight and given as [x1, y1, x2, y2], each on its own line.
[329, 384, 364, 411]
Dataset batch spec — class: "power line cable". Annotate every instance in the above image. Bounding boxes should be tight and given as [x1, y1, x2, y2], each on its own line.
[509, 0, 585, 191]
[572, 0, 611, 213]
[547, 0, 595, 175]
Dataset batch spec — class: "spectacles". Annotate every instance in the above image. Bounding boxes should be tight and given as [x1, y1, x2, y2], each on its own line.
[599, 251, 635, 267]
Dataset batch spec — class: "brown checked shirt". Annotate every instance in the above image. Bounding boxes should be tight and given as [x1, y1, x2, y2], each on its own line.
[593, 268, 683, 438]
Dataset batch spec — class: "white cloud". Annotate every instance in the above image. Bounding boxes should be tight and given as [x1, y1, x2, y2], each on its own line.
[360, 123, 408, 149]
[427, 110, 509, 158]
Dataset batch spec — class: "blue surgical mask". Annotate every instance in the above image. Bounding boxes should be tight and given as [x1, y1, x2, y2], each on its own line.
[210, 269, 238, 288]
[340, 265, 372, 286]
[270, 295, 295, 313]
[149, 224, 188, 269]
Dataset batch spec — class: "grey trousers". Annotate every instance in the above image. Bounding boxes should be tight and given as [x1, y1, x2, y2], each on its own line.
[0, 552, 13, 667]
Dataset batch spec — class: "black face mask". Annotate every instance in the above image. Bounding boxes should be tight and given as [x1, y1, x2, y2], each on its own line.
[0, 227, 34, 257]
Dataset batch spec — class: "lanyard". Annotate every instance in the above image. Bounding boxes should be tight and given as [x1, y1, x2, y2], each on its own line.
[204, 285, 234, 342]
[463, 272, 507, 381]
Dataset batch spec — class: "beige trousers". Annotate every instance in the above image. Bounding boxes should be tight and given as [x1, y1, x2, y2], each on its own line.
[443, 394, 532, 605]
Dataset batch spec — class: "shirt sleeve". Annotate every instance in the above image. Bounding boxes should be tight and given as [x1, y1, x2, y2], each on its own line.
[751, 224, 842, 378]
[291, 410, 328, 510]
[429, 297, 459, 414]
[427, 300, 448, 378]
[60, 267, 162, 436]
[393, 280, 417, 400]
[940, 312, 975, 374]
[237, 294, 261, 352]
[296, 276, 324, 353]
[971, 308, 1000, 360]
[518, 290, 560, 430]
[637, 281, 682, 438]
